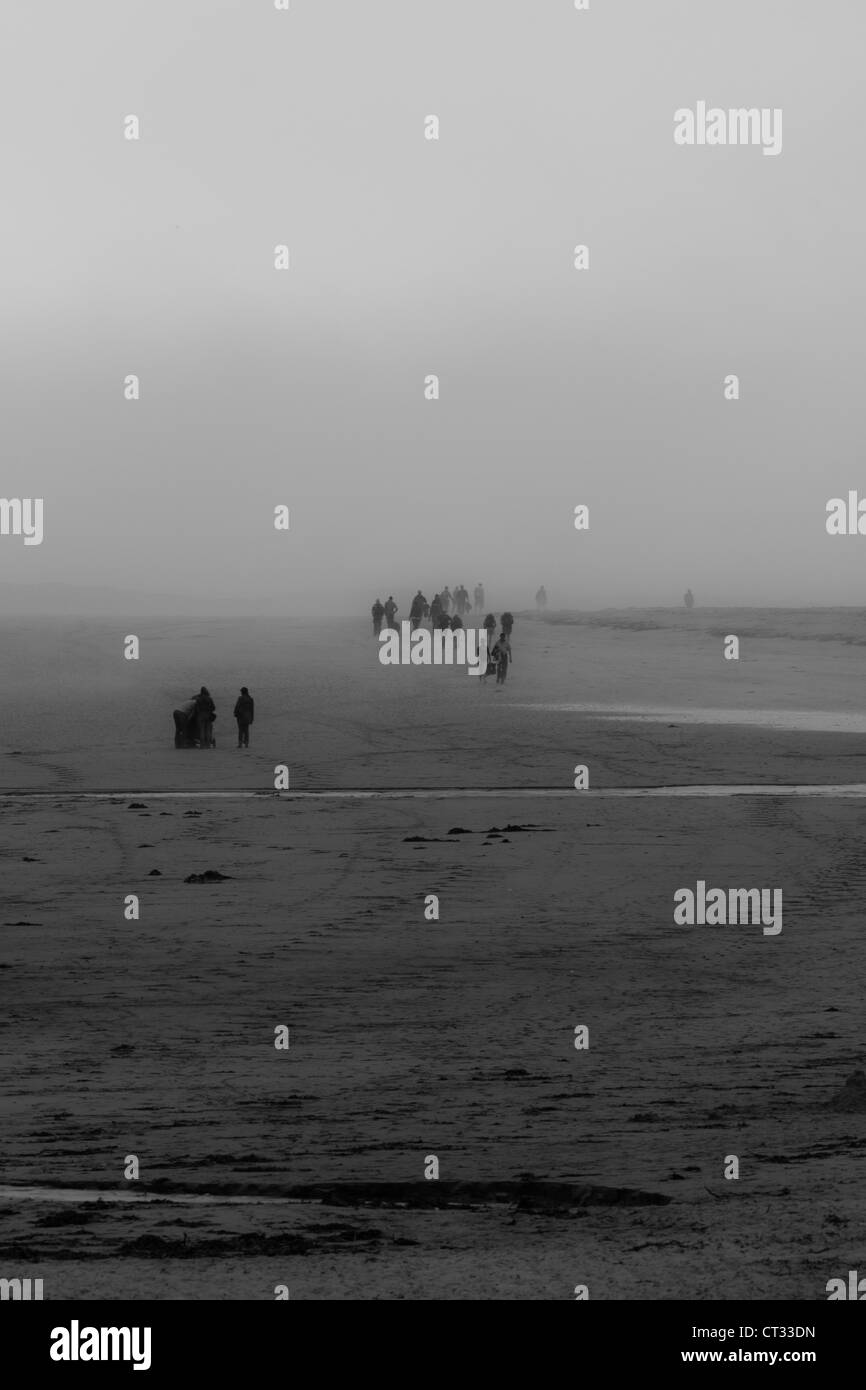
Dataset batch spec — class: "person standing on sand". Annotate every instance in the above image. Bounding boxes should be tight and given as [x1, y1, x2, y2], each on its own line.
[410, 590, 426, 630]
[501, 611, 514, 638]
[430, 592, 442, 628]
[483, 612, 497, 649]
[684, 588, 695, 610]
[494, 631, 511, 686]
[195, 687, 216, 748]
[535, 585, 547, 612]
[481, 635, 498, 684]
[371, 598, 385, 634]
[234, 686, 255, 748]
[384, 595, 398, 629]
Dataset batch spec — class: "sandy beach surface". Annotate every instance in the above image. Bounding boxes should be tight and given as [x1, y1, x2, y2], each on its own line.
[2, 609, 865, 1298]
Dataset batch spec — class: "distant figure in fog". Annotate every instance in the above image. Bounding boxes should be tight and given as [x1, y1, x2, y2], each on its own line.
[684, 589, 695, 610]
[481, 636, 498, 683]
[430, 593, 442, 627]
[410, 590, 426, 630]
[441, 586, 452, 615]
[501, 611, 514, 638]
[195, 687, 216, 748]
[474, 583, 485, 613]
[535, 586, 547, 612]
[384, 595, 398, 629]
[494, 631, 511, 686]
[371, 598, 385, 634]
[483, 612, 497, 648]
[234, 686, 255, 748]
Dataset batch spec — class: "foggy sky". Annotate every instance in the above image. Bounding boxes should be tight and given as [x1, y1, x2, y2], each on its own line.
[1, 0, 864, 614]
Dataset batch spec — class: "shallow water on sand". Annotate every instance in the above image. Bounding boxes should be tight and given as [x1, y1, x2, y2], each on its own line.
[515, 704, 866, 735]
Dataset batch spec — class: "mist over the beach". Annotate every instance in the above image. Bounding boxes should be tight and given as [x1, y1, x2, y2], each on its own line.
[2, 0, 865, 613]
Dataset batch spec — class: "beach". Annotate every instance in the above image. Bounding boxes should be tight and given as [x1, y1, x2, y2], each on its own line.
[2, 609, 865, 1298]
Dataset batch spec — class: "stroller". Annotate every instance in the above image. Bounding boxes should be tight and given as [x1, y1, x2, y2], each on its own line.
[173, 698, 216, 748]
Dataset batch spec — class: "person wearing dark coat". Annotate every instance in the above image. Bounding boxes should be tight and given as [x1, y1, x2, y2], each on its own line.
[494, 632, 511, 686]
[195, 687, 216, 748]
[409, 590, 427, 630]
[234, 687, 255, 748]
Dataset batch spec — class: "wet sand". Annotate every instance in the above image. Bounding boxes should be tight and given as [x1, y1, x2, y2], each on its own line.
[2, 610, 865, 1298]
[3, 609, 866, 794]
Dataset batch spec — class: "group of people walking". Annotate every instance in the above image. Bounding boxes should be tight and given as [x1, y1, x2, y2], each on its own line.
[370, 591, 515, 686]
[173, 686, 255, 749]
[371, 584, 491, 636]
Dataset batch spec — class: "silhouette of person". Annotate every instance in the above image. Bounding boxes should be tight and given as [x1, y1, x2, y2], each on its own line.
[234, 686, 255, 748]
[195, 687, 216, 748]
[410, 590, 426, 630]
